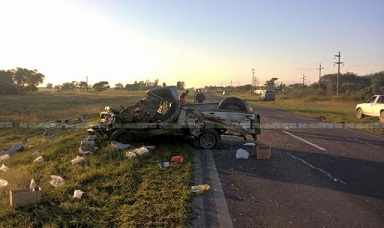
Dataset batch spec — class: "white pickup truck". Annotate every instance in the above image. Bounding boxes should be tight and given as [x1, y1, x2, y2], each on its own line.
[355, 95, 384, 123]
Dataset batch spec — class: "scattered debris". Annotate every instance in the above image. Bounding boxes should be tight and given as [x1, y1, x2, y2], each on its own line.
[159, 162, 170, 168]
[171, 156, 185, 163]
[29, 178, 37, 191]
[243, 142, 256, 146]
[10, 188, 41, 208]
[2, 144, 24, 154]
[50, 175, 65, 188]
[191, 184, 210, 195]
[31, 150, 41, 156]
[0, 154, 10, 162]
[79, 141, 96, 154]
[236, 148, 249, 159]
[133, 146, 149, 155]
[110, 141, 132, 150]
[126, 151, 137, 159]
[0, 164, 9, 172]
[73, 189, 84, 199]
[71, 156, 85, 165]
[33, 156, 44, 163]
[144, 145, 155, 151]
[0, 179, 8, 188]
[257, 144, 271, 160]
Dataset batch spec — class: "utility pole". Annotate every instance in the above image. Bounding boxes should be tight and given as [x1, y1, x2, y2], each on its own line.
[334, 51, 343, 97]
[317, 63, 324, 90]
[301, 74, 306, 85]
[251, 69, 254, 94]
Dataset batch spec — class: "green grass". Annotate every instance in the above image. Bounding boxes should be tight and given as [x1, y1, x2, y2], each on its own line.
[0, 90, 196, 227]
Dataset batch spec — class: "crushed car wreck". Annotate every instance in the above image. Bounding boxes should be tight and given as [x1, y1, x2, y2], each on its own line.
[87, 86, 261, 149]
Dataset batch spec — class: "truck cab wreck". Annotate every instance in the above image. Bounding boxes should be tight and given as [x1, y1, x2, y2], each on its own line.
[88, 86, 261, 149]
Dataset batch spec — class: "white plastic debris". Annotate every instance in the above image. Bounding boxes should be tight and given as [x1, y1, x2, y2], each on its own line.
[33, 156, 44, 163]
[71, 156, 85, 164]
[0, 164, 9, 172]
[30, 178, 37, 191]
[144, 145, 155, 151]
[236, 148, 249, 159]
[243, 142, 256, 146]
[126, 151, 137, 159]
[0, 154, 10, 161]
[0, 179, 9, 188]
[133, 146, 149, 155]
[31, 150, 41, 156]
[73, 189, 84, 199]
[50, 175, 65, 188]
[110, 141, 132, 150]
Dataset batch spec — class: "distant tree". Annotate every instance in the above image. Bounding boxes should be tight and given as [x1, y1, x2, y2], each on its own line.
[78, 81, 88, 91]
[264, 77, 278, 89]
[177, 81, 185, 90]
[11, 67, 45, 94]
[162, 82, 167, 87]
[46, 83, 53, 90]
[0, 70, 17, 94]
[93, 81, 110, 92]
[61, 82, 76, 91]
[115, 83, 124, 91]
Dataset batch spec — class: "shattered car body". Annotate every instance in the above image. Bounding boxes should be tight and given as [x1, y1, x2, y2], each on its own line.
[88, 86, 261, 149]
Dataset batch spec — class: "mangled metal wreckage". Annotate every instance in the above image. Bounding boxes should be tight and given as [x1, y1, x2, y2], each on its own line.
[88, 86, 261, 149]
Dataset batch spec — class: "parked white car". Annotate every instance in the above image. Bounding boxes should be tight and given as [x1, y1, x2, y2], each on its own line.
[355, 95, 384, 123]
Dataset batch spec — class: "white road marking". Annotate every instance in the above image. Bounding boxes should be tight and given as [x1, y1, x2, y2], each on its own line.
[287, 153, 347, 185]
[283, 131, 327, 151]
[346, 137, 381, 148]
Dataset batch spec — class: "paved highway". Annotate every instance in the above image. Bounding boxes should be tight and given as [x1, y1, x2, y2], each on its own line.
[193, 93, 384, 228]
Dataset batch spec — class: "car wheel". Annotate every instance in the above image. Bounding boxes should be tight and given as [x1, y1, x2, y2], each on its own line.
[198, 129, 221, 149]
[218, 97, 248, 112]
[380, 111, 384, 123]
[356, 108, 364, 119]
[191, 137, 202, 149]
[110, 130, 133, 144]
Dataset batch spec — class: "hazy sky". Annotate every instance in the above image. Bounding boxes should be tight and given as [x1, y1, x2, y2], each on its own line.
[0, 0, 383, 88]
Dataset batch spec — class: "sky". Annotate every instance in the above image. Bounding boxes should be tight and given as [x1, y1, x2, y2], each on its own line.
[0, 0, 383, 88]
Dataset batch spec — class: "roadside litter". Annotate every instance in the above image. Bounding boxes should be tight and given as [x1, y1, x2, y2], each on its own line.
[133, 146, 149, 155]
[191, 184, 210, 195]
[236, 148, 249, 159]
[0, 179, 8, 188]
[31, 150, 41, 156]
[0, 164, 9, 172]
[73, 189, 84, 199]
[79, 140, 96, 155]
[42, 114, 86, 129]
[50, 175, 65, 188]
[0, 154, 10, 162]
[126, 151, 137, 159]
[2, 143, 24, 154]
[111, 141, 131, 150]
[159, 162, 170, 168]
[71, 156, 85, 165]
[171, 156, 184, 163]
[33, 156, 44, 163]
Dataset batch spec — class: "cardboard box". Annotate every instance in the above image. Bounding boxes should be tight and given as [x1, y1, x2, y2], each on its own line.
[10, 189, 41, 208]
[257, 144, 271, 160]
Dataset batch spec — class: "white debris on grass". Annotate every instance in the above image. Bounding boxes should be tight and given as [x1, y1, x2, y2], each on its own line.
[236, 148, 249, 159]
[0, 164, 9, 172]
[0, 154, 10, 162]
[126, 151, 137, 159]
[0, 179, 8, 188]
[133, 146, 149, 155]
[73, 189, 84, 199]
[71, 156, 85, 164]
[31, 150, 41, 156]
[110, 141, 132, 150]
[50, 175, 65, 188]
[33, 156, 44, 163]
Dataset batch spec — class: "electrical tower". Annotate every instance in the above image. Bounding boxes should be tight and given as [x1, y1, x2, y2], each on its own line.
[334, 51, 344, 97]
[251, 69, 254, 94]
[317, 63, 324, 90]
[301, 74, 306, 85]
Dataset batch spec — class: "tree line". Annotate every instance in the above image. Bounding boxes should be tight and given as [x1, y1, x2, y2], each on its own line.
[0, 68, 45, 94]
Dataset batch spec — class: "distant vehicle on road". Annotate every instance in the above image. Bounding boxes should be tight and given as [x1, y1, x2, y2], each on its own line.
[259, 90, 275, 101]
[355, 95, 384, 123]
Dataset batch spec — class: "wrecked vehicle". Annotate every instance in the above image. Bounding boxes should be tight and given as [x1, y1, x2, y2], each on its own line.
[88, 86, 261, 149]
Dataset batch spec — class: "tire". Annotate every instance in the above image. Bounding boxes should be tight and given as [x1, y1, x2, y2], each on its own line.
[356, 108, 364, 119]
[218, 97, 248, 112]
[198, 129, 221, 149]
[109, 130, 133, 144]
[191, 137, 202, 149]
[380, 111, 384, 123]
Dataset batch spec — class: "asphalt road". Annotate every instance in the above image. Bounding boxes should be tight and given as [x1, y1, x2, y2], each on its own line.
[192, 93, 384, 228]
